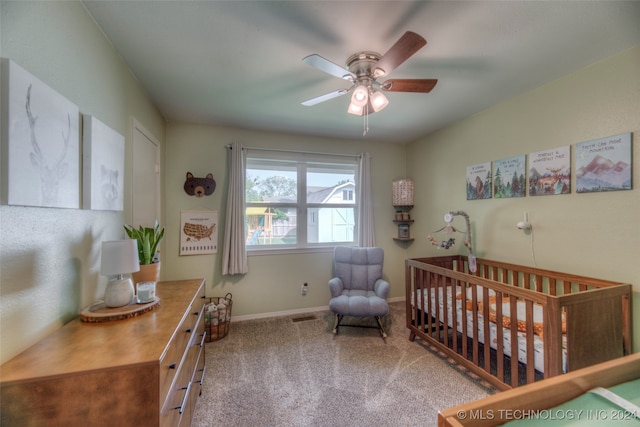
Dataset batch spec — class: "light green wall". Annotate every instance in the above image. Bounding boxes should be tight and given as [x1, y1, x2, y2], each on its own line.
[406, 45, 640, 351]
[0, 1, 165, 363]
[2, 1, 637, 365]
[163, 124, 408, 318]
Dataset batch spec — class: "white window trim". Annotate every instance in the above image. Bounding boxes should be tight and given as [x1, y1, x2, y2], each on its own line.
[245, 148, 359, 254]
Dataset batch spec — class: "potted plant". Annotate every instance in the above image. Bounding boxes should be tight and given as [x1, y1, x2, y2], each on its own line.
[124, 221, 165, 283]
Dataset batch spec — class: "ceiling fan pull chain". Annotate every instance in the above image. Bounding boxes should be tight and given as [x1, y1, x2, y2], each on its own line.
[363, 104, 369, 136]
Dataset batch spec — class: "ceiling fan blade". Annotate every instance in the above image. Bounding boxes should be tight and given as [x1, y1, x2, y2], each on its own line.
[302, 54, 356, 80]
[373, 31, 427, 78]
[301, 88, 350, 106]
[380, 79, 438, 93]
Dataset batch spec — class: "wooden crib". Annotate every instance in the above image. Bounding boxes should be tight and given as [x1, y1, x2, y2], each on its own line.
[405, 256, 632, 390]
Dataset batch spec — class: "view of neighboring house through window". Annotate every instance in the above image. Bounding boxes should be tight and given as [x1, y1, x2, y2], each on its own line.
[245, 150, 358, 250]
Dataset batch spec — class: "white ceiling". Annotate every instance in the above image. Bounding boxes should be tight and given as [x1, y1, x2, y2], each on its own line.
[82, 1, 640, 143]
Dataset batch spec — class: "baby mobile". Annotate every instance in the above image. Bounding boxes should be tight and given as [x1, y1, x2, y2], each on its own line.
[427, 210, 477, 273]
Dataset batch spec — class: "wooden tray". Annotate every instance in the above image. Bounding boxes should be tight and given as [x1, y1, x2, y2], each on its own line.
[80, 297, 161, 323]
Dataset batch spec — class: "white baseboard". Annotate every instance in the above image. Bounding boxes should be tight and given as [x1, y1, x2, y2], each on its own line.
[231, 296, 405, 323]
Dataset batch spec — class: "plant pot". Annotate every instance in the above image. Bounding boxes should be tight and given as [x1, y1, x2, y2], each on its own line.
[132, 262, 161, 285]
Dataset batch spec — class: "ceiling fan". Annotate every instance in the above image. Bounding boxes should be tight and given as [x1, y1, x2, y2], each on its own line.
[301, 31, 438, 117]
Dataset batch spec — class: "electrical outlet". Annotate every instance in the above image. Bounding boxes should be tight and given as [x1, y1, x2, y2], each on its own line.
[301, 282, 308, 296]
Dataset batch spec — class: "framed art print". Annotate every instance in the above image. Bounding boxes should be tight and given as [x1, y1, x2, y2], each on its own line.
[493, 155, 526, 198]
[576, 133, 632, 193]
[466, 162, 492, 200]
[528, 146, 570, 196]
[1, 58, 80, 208]
[82, 115, 125, 210]
[180, 210, 218, 255]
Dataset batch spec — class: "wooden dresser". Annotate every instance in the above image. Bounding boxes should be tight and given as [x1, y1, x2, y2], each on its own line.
[0, 279, 206, 427]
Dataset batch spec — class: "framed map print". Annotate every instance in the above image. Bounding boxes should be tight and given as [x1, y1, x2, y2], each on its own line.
[180, 210, 218, 255]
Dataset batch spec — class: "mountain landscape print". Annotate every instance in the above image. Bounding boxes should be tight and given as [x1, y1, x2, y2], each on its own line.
[576, 133, 632, 193]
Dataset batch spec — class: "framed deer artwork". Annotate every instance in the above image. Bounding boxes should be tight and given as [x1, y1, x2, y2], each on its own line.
[1, 58, 80, 208]
[528, 146, 571, 196]
[82, 115, 125, 211]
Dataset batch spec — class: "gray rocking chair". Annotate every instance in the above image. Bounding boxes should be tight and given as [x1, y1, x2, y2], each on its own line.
[328, 246, 390, 338]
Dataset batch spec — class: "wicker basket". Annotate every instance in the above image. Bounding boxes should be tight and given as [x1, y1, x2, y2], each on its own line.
[204, 293, 232, 342]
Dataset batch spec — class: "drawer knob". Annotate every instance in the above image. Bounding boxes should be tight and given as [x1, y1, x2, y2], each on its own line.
[186, 328, 192, 333]
[169, 363, 176, 369]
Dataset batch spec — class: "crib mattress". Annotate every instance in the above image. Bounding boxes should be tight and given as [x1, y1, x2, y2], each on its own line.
[412, 287, 567, 374]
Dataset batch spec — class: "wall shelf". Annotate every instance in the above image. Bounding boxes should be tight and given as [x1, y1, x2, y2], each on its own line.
[393, 206, 414, 242]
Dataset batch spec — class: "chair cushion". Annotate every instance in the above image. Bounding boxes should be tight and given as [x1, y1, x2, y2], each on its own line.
[329, 290, 389, 317]
[333, 246, 384, 292]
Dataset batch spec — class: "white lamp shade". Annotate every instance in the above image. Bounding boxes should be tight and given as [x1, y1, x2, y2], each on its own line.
[347, 102, 364, 115]
[370, 91, 389, 112]
[101, 240, 140, 276]
[350, 85, 369, 107]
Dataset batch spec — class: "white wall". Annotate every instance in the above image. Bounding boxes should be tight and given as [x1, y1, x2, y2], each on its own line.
[406, 45, 640, 351]
[162, 124, 409, 318]
[0, 1, 165, 363]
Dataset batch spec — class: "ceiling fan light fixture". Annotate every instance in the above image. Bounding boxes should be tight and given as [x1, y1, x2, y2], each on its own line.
[347, 102, 364, 115]
[350, 84, 369, 107]
[370, 90, 389, 112]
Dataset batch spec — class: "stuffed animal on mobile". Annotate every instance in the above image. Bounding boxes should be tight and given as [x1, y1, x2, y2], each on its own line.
[184, 172, 216, 197]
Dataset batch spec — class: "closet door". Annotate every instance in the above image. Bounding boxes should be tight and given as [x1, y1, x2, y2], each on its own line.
[132, 119, 160, 227]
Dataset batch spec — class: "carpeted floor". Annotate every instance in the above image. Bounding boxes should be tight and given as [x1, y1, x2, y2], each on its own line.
[192, 301, 493, 427]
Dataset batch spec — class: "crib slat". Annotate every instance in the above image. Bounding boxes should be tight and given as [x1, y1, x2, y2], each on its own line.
[471, 284, 479, 366]
[482, 287, 491, 374]
[509, 296, 519, 388]
[495, 291, 505, 383]
[451, 278, 459, 354]
[461, 281, 469, 362]
[525, 299, 535, 384]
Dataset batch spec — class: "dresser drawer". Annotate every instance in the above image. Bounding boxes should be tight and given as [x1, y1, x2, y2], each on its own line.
[161, 334, 201, 426]
[159, 296, 205, 401]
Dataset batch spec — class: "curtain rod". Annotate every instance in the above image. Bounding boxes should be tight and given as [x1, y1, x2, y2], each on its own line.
[225, 144, 361, 159]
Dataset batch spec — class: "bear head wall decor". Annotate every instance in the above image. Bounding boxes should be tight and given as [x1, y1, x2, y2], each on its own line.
[184, 172, 216, 197]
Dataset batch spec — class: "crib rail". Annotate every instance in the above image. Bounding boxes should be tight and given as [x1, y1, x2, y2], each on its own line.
[405, 256, 632, 390]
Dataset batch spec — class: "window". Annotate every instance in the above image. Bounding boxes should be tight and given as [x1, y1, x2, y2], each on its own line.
[245, 150, 358, 251]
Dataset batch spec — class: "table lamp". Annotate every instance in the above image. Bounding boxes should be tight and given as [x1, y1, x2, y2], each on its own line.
[101, 239, 140, 307]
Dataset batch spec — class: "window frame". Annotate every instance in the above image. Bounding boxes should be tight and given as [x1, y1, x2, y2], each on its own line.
[245, 149, 359, 255]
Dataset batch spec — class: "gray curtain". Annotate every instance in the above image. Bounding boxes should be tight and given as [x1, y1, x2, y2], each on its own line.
[357, 152, 375, 247]
[222, 142, 248, 275]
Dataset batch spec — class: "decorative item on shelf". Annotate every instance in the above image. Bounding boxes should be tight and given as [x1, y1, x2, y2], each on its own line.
[101, 239, 140, 308]
[392, 178, 414, 241]
[398, 224, 410, 239]
[392, 178, 414, 207]
[123, 221, 165, 284]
